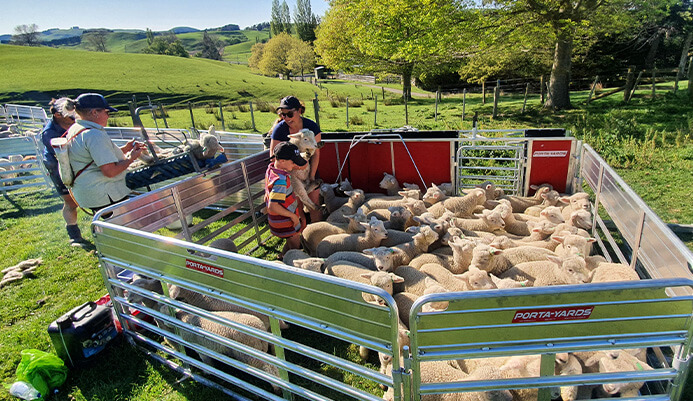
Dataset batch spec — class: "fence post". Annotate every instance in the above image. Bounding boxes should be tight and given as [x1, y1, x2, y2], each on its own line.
[249, 101, 256, 131]
[651, 69, 657, 99]
[540, 75, 545, 104]
[346, 96, 349, 128]
[462, 88, 466, 121]
[374, 95, 378, 126]
[522, 83, 529, 114]
[188, 101, 196, 128]
[382, 86, 385, 99]
[218, 101, 225, 131]
[689, 57, 693, 98]
[132, 95, 138, 108]
[482, 81, 486, 105]
[371, 89, 374, 100]
[312, 97, 320, 128]
[157, 102, 169, 128]
[586, 75, 599, 104]
[435, 88, 439, 122]
[404, 94, 408, 125]
[627, 71, 643, 102]
[673, 68, 680, 93]
[492, 80, 500, 118]
[623, 67, 635, 101]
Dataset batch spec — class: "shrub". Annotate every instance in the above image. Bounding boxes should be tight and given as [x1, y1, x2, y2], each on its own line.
[254, 99, 274, 112]
[348, 98, 363, 108]
[349, 115, 364, 125]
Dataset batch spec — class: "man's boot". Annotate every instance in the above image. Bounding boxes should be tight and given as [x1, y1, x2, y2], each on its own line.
[66, 224, 88, 247]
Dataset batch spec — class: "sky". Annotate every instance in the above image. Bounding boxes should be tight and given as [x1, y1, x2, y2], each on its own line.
[1, 0, 330, 35]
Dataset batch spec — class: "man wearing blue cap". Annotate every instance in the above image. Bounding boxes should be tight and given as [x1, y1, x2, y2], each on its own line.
[64, 93, 144, 212]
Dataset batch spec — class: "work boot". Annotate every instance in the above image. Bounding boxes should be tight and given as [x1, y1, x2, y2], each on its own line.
[66, 224, 89, 247]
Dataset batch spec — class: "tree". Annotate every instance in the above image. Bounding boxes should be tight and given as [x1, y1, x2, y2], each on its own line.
[294, 0, 317, 42]
[472, 0, 673, 109]
[281, 1, 293, 35]
[271, 0, 283, 36]
[315, 0, 466, 100]
[143, 31, 189, 58]
[84, 29, 109, 52]
[12, 24, 40, 46]
[251, 32, 316, 77]
[198, 30, 223, 60]
[146, 28, 155, 45]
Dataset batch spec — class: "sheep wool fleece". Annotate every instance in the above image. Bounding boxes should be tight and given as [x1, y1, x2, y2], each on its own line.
[265, 164, 301, 238]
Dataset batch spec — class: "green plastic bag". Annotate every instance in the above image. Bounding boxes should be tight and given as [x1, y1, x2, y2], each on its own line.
[14, 349, 68, 397]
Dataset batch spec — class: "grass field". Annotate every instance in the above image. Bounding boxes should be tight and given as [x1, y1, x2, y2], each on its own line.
[1, 43, 692, 400]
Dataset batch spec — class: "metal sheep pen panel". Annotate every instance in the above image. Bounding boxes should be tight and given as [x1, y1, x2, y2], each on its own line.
[92, 133, 693, 401]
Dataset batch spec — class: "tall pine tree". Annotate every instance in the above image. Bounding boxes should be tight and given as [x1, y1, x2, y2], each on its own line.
[295, 0, 317, 42]
[271, 0, 283, 36]
[281, 1, 293, 34]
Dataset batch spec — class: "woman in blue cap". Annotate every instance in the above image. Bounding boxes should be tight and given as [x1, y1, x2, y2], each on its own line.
[268, 95, 322, 222]
[64, 93, 145, 212]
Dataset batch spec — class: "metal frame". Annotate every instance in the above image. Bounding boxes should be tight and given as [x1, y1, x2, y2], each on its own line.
[92, 131, 693, 401]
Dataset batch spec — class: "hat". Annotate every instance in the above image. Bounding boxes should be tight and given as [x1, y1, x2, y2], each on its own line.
[276, 96, 302, 111]
[272, 142, 307, 166]
[75, 93, 118, 112]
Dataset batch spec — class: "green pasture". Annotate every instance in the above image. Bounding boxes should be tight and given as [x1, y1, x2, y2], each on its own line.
[1, 43, 692, 400]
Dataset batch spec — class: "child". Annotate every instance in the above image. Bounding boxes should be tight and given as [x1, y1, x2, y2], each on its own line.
[265, 142, 308, 256]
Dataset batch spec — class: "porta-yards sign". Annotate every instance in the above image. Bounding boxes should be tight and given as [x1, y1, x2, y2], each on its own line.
[185, 259, 225, 278]
[512, 306, 594, 323]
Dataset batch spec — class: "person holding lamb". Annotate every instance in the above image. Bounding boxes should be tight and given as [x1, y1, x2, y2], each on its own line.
[268, 96, 323, 223]
[265, 142, 309, 258]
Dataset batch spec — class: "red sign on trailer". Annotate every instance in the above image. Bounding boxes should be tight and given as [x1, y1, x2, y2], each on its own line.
[526, 139, 575, 194]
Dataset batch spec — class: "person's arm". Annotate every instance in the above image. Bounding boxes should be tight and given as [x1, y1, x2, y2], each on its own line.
[99, 147, 143, 178]
[309, 132, 321, 180]
[268, 202, 300, 225]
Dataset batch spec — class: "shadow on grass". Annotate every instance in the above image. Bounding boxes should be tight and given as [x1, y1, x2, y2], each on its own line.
[0, 192, 62, 219]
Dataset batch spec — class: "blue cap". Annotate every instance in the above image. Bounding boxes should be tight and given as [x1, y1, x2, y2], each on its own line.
[75, 93, 118, 112]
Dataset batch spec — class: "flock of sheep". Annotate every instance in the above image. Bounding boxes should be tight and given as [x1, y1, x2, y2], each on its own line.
[278, 170, 647, 400]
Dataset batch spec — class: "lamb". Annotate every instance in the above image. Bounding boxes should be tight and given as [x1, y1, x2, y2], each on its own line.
[393, 266, 444, 296]
[559, 209, 593, 231]
[437, 182, 455, 196]
[407, 364, 513, 401]
[422, 183, 449, 206]
[489, 274, 529, 289]
[380, 229, 416, 247]
[427, 188, 486, 218]
[450, 209, 506, 233]
[288, 128, 321, 210]
[498, 353, 582, 401]
[320, 183, 349, 214]
[379, 172, 421, 196]
[324, 260, 404, 305]
[524, 189, 562, 217]
[361, 190, 420, 212]
[470, 243, 557, 275]
[588, 262, 640, 283]
[393, 285, 450, 329]
[383, 206, 413, 231]
[365, 225, 440, 270]
[553, 234, 596, 258]
[498, 255, 590, 286]
[559, 192, 591, 221]
[156, 307, 280, 392]
[497, 185, 552, 213]
[302, 208, 367, 255]
[325, 189, 366, 224]
[420, 263, 496, 292]
[578, 350, 653, 397]
[207, 238, 238, 253]
[494, 200, 530, 236]
[410, 235, 476, 274]
[316, 217, 388, 258]
[324, 251, 377, 271]
[281, 249, 324, 272]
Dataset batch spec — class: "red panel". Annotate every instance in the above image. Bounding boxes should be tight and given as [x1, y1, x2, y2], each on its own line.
[318, 140, 452, 193]
[527, 140, 573, 193]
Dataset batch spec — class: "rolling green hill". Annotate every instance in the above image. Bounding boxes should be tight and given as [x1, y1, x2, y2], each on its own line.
[0, 44, 318, 107]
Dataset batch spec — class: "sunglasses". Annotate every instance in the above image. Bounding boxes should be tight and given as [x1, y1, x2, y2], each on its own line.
[279, 110, 295, 118]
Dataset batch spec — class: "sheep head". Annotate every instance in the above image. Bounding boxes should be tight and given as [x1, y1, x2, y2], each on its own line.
[458, 266, 496, 290]
[363, 247, 399, 272]
[288, 129, 318, 156]
[379, 172, 399, 191]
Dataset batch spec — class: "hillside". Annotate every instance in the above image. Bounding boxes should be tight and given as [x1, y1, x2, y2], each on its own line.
[0, 44, 317, 107]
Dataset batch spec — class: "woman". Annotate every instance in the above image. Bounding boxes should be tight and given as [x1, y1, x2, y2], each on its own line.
[268, 96, 322, 222]
[65, 93, 144, 213]
[40, 97, 87, 246]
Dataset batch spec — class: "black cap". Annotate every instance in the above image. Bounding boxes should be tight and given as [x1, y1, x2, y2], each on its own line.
[272, 142, 307, 166]
[276, 96, 302, 111]
[75, 93, 118, 112]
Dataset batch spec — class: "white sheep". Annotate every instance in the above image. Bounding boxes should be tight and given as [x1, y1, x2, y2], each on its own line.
[379, 172, 421, 196]
[316, 217, 388, 258]
[393, 284, 450, 329]
[320, 183, 349, 214]
[420, 263, 496, 292]
[496, 185, 552, 213]
[326, 189, 367, 224]
[524, 189, 562, 217]
[393, 266, 444, 296]
[157, 307, 280, 392]
[361, 189, 421, 213]
[428, 188, 486, 218]
[301, 208, 367, 255]
[287, 129, 321, 210]
[470, 243, 557, 275]
[553, 234, 596, 258]
[324, 251, 377, 271]
[559, 192, 591, 221]
[498, 255, 590, 286]
[410, 235, 476, 274]
[588, 262, 640, 283]
[324, 260, 404, 305]
[422, 183, 449, 206]
[365, 225, 440, 271]
[280, 249, 324, 272]
[489, 274, 529, 289]
[450, 209, 506, 233]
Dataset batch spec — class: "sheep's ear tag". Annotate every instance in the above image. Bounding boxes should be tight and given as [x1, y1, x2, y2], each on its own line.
[636, 363, 644, 371]
[388, 248, 395, 254]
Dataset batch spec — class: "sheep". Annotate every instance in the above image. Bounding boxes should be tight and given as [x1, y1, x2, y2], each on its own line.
[326, 189, 367, 224]
[324, 251, 377, 271]
[286, 129, 321, 211]
[393, 266, 443, 296]
[559, 192, 591, 221]
[588, 262, 640, 283]
[559, 209, 593, 231]
[302, 209, 367, 255]
[470, 243, 557, 275]
[379, 172, 421, 196]
[393, 284, 450, 328]
[553, 234, 596, 258]
[524, 189, 562, 217]
[410, 236, 476, 274]
[450, 209, 506, 233]
[494, 200, 530, 236]
[489, 274, 529, 289]
[380, 229, 416, 247]
[497, 185, 552, 213]
[437, 182, 455, 196]
[365, 225, 440, 271]
[576, 350, 652, 398]
[279, 249, 324, 272]
[498, 255, 590, 286]
[498, 353, 582, 401]
[404, 198, 430, 218]
[324, 260, 404, 305]
[361, 190, 420, 213]
[420, 263, 496, 292]
[412, 364, 513, 401]
[422, 183, 449, 206]
[427, 188, 486, 218]
[208, 238, 238, 253]
[156, 307, 280, 392]
[316, 217, 388, 258]
[320, 183, 349, 214]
